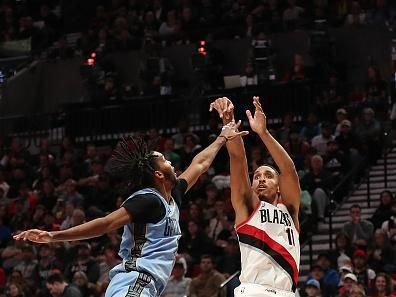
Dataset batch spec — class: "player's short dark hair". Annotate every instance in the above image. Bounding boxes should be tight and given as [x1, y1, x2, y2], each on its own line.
[254, 164, 280, 177]
[350, 204, 361, 211]
[105, 136, 159, 190]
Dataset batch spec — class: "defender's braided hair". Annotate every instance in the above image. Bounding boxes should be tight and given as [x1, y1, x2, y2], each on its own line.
[106, 136, 159, 190]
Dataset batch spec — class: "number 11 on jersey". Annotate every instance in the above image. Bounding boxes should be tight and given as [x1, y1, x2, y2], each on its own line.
[286, 228, 295, 246]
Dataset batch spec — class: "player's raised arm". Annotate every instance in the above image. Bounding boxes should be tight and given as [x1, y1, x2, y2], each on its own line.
[179, 121, 248, 192]
[246, 96, 301, 229]
[13, 207, 131, 243]
[210, 97, 258, 225]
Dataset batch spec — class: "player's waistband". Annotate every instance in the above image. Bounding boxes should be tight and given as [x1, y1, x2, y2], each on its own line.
[238, 283, 296, 297]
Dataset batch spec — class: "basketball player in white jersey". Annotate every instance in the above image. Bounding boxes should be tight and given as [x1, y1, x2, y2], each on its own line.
[210, 96, 301, 297]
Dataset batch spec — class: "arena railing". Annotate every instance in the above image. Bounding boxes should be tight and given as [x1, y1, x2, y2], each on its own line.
[304, 124, 395, 267]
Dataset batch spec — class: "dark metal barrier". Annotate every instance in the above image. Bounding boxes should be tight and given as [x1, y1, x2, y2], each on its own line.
[62, 81, 314, 139]
[0, 113, 63, 146]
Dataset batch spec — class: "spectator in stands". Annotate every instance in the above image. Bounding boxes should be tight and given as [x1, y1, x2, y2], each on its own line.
[8, 199, 28, 232]
[6, 269, 29, 295]
[317, 253, 340, 295]
[368, 229, 396, 273]
[41, 212, 59, 231]
[5, 282, 25, 297]
[59, 202, 75, 230]
[335, 109, 348, 137]
[345, 1, 367, 25]
[216, 238, 241, 278]
[371, 190, 395, 229]
[276, 112, 295, 146]
[0, 214, 11, 249]
[212, 213, 235, 248]
[311, 122, 335, 156]
[343, 204, 374, 246]
[381, 200, 396, 246]
[0, 169, 10, 199]
[81, 144, 97, 177]
[70, 209, 86, 227]
[349, 284, 366, 297]
[180, 7, 198, 42]
[323, 140, 347, 184]
[181, 134, 202, 166]
[96, 244, 121, 293]
[38, 180, 58, 211]
[247, 146, 265, 174]
[304, 279, 322, 297]
[65, 242, 100, 284]
[37, 4, 60, 42]
[207, 200, 227, 240]
[355, 108, 382, 163]
[57, 179, 84, 209]
[46, 273, 82, 297]
[307, 263, 337, 297]
[37, 245, 63, 289]
[189, 254, 226, 297]
[301, 155, 333, 221]
[335, 119, 362, 168]
[72, 271, 94, 297]
[284, 54, 310, 82]
[317, 74, 345, 121]
[179, 220, 213, 265]
[159, 10, 180, 38]
[284, 127, 311, 171]
[240, 62, 258, 87]
[338, 273, 359, 297]
[300, 112, 321, 142]
[201, 183, 218, 221]
[9, 182, 37, 219]
[368, 0, 393, 26]
[327, 232, 353, 269]
[1, 240, 24, 272]
[13, 245, 38, 289]
[162, 257, 191, 297]
[85, 174, 115, 212]
[338, 265, 354, 288]
[283, 0, 305, 29]
[307, 265, 325, 289]
[369, 272, 396, 297]
[186, 203, 205, 227]
[172, 120, 198, 150]
[162, 138, 182, 171]
[352, 250, 376, 291]
[363, 65, 388, 114]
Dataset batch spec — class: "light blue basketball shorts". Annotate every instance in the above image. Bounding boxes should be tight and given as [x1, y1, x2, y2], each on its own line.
[105, 268, 158, 297]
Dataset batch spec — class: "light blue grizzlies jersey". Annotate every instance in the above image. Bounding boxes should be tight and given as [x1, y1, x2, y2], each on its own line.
[110, 188, 181, 295]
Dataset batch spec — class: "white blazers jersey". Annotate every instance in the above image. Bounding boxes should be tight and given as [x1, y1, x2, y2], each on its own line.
[236, 201, 300, 292]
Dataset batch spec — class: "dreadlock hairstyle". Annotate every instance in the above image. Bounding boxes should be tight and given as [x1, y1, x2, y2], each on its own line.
[106, 136, 159, 191]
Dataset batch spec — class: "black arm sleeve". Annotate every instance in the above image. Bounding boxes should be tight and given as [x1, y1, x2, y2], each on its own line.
[172, 179, 188, 208]
[122, 193, 166, 224]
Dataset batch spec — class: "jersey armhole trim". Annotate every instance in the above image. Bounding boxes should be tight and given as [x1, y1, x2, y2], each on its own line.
[235, 200, 261, 231]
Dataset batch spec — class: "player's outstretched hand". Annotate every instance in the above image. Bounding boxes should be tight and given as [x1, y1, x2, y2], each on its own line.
[13, 229, 52, 244]
[209, 97, 234, 123]
[246, 96, 267, 135]
[220, 120, 249, 141]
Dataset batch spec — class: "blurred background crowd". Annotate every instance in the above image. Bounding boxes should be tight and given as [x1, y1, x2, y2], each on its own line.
[0, 0, 396, 297]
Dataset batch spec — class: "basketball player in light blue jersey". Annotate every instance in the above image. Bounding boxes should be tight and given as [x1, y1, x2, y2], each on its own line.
[14, 124, 248, 297]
